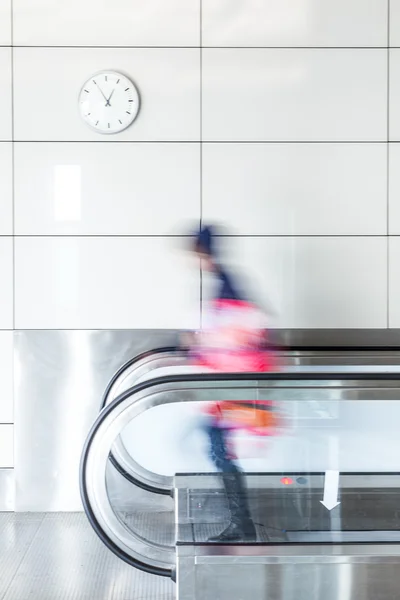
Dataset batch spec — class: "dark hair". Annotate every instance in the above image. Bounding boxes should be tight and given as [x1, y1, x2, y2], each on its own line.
[192, 225, 215, 256]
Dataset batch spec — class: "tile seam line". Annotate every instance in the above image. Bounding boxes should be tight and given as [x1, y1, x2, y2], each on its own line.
[6, 45, 395, 49]
[9, 328, 400, 333]
[3, 141, 392, 144]
[8, 328, 397, 331]
[5, 234, 395, 238]
[199, 0, 203, 328]
[10, 0, 14, 332]
[387, 0, 390, 328]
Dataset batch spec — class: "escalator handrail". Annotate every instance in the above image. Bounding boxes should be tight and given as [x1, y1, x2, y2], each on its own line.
[105, 345, 400, 495]
[100, 368, 400, 497]
[102, 346, 184, 495]
[101, 344, 400, 411]
[101, 346, 179, 410]
[80, 368, 400, 578]
[102, 345, 400, 489]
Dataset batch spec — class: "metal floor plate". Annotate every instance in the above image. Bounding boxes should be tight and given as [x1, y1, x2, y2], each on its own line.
[0, 513, 45, 596]
[0, 513, 174, 600]
[121, 510, 175, 547]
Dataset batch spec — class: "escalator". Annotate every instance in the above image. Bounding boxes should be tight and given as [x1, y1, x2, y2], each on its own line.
[81, 360, 400, 599]
[100, 346, 400, 494]
[101, 345, 400, 410]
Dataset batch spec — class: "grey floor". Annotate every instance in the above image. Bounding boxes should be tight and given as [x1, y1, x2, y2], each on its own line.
[0, 512, 175, 600]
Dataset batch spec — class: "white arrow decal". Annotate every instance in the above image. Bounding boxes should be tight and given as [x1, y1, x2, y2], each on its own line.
[320, 470, 340, 511]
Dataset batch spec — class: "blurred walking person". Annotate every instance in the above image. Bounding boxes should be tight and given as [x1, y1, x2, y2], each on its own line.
[184, 225, 280, 542]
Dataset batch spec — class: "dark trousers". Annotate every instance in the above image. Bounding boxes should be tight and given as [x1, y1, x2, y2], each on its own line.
[208, 425, 239, 473]
[207, 425, 252, 525]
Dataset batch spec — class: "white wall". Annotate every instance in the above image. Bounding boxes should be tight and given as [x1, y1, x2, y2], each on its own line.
[1, 1, 400, 468]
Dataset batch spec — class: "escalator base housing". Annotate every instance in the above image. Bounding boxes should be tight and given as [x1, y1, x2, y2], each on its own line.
[176, 544, 400, 600]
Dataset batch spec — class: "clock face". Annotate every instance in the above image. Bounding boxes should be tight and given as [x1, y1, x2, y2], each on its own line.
[79, 71, 140, 134]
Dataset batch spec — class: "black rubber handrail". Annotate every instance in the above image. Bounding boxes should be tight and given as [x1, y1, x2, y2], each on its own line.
[104, 344, 400, 493]
[287, 346, 400, 351]
[102, 346, 184, 494]
[101, 346, 179, 410]
[80, 368, 400, 578]
[107, 451, 171, 496]
[101, 344, 400, 410]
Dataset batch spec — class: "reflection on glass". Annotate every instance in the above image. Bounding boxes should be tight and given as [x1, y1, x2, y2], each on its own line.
[103, 391, 400, 548]
[106, 428, 175, 551]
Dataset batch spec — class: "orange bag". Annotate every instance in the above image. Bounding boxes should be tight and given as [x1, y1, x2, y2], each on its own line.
[208, 400, 281, 434]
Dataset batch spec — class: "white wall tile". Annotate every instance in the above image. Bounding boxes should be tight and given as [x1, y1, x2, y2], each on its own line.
[203, 143, 387, 235]
[223, 237, 387, 328]
[0, 237, 13, 329]
[390, 237, 400, 326]
[14, 48, 200, 141]
[0, 424, 13, 467]
[14, 0, 200, 46]
[389, 49, 400, 140]
[0, 332, 13, 423]
[0, 143, 12, 235]
[14, 143, 200, 235]
[0, 0, 11, 45]
[0, 424, 12, 467]
[390, 0, 400, 46]
[203, 0, 387, 47]
[15, 237, 200, 329]
[203, 49, 387, 142]
[13, 0, 199, 47]
[389, 144, 400, 234]
[0, 48, 12, 141]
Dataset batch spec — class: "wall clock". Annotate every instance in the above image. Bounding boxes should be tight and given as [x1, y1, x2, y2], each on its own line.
[79, 71, 140, 134]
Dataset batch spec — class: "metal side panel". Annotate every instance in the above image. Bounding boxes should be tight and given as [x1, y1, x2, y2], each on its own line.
[0, 468, 15, 511]
[14, 330, 177, 512]
[176, 545, 400, 600]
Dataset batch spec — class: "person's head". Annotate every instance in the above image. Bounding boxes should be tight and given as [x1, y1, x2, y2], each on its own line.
[191, 225, 216, 271]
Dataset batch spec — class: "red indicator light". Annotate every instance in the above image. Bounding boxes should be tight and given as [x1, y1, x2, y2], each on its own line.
[280, 476, 294, 485]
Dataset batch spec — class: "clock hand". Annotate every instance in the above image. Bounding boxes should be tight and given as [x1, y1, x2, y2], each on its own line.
[96, 84, 110, 105]
[106, 89, 115, 106]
